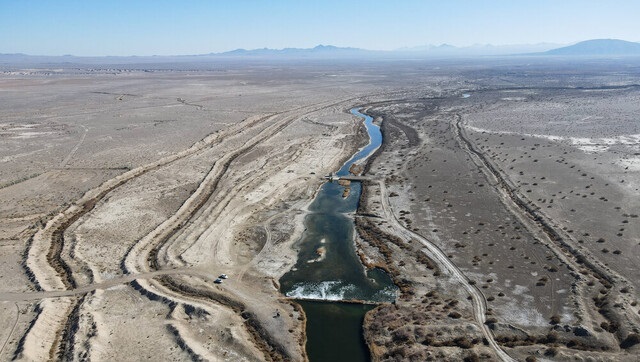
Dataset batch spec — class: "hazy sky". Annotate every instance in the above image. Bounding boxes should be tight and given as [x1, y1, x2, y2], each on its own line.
[2, 0, 640, 56]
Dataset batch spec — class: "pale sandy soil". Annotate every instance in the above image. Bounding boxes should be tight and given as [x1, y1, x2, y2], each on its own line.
[358, 72, 640, 360]
[1, 59, 640, 362]
[0, 68, 397, 361]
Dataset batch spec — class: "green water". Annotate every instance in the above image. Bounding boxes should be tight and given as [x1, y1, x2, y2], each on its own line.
[298, 301, 374, 362]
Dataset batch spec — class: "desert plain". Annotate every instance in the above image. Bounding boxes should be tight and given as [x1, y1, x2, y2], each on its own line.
[0, 58, 639, 361]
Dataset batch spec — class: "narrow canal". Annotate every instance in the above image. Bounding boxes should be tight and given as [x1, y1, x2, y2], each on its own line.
[279, 108, 397, 361]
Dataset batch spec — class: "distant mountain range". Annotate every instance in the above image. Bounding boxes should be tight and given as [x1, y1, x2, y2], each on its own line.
[213, 42, 563, 58]
[214, 39, 640, 57]
[544, 39, 640, 56]
[214, 44, 368, 57]
[2, 39, 640, 65]
[396, 42, 562, 55]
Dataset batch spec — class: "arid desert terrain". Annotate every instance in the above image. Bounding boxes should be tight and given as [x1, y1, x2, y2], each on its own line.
[1, 58, 639, 361]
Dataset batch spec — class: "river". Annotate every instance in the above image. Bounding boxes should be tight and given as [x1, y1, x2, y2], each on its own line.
[279, 108, 397, 361]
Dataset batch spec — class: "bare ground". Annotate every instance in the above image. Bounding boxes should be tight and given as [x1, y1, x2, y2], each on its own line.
[1, 59, 640, 361]
[357, 72, 640, 361]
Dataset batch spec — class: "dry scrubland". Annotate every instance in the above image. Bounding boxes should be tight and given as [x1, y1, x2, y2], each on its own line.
[358, 64, 640, 361]
[0, 59, 639, 361]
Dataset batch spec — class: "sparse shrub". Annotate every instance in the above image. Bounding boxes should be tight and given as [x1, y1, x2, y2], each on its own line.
[620, 333, 640, 349]
[573, 326, 590, 337]
[544, 347, 558, 356]
[600, 321, 618, 333]
[391, 327, 413, 343]
[463, 352, 480, 362]
[386, 346, 407, 359]
[454, 337, 474, 349]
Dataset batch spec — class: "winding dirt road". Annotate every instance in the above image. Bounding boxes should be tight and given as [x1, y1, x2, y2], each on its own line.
[0, 268, 219, 302]
[16, 92, 413, 361]
[376, 179, 515, 362]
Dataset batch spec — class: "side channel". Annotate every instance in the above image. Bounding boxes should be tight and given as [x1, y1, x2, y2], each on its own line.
[280, 108, 397, 361]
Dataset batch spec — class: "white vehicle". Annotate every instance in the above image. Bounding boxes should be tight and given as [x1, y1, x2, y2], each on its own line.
[214, 278, 223, 284]
[219, 274, 228, 279]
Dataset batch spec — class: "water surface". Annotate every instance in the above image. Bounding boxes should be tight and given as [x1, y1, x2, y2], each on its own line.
[279, 108, 396, 361]
[280, 108, 394, 302]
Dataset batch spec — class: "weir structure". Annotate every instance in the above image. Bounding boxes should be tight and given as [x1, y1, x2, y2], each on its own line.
[323, 173, 372, 182]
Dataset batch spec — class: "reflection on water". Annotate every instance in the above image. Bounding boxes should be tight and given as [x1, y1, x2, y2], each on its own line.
[280, 108, 395, 302]
[279, 108, 397, 362]
[298, 300, 374, 362]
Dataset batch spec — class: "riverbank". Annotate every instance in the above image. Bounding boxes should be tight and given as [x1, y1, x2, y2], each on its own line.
[0, 70, 389, 361]
[353, 105, 500, 361]
[279, 108, 397, 361]
[356, 85, 640, 360]
[4, 59, 639, 361]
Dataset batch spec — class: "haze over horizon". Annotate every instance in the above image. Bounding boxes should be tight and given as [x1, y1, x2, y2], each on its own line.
[2, 0, 640, 56]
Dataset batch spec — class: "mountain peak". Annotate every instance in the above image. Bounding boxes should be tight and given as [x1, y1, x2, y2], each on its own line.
[545, 39, 640, 56]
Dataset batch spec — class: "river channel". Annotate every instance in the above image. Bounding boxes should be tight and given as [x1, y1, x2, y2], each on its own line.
[280, 108, 397, 361]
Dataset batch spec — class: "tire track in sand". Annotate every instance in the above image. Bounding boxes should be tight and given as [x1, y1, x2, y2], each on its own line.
[18, 92, 399, 361]
[17, 113, 274, 361]
[453, 114, 640, 337]
[377, 179, 515, 362]
[121, 99, 366, 361]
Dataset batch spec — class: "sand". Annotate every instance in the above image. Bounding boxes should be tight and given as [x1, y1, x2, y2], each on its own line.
[1, 58, 639, 361]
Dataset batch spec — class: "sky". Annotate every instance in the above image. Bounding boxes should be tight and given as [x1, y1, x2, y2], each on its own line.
[1, 0, 640, 56]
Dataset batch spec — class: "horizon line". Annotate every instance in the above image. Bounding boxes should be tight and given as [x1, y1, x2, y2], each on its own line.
[3, 38, 640, 58]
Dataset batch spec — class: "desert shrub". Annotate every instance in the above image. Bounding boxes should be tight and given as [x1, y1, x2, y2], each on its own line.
[525, 356, 537, 362]
[463, 352, 480, 362]
[391, 327, 413, 344]
[550, 315, 561, 325]
[600, 321, 618, 333]
[485, 317, 498, 325]
[454, 337, 474, 349]
[544, 347, 558, 356]
[620, 333, 640, 349]
[385, 346, 407, 359]
[448, 311, 462, 319]
[573, 326, 590, 337]
[545, 331, 559, 343]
